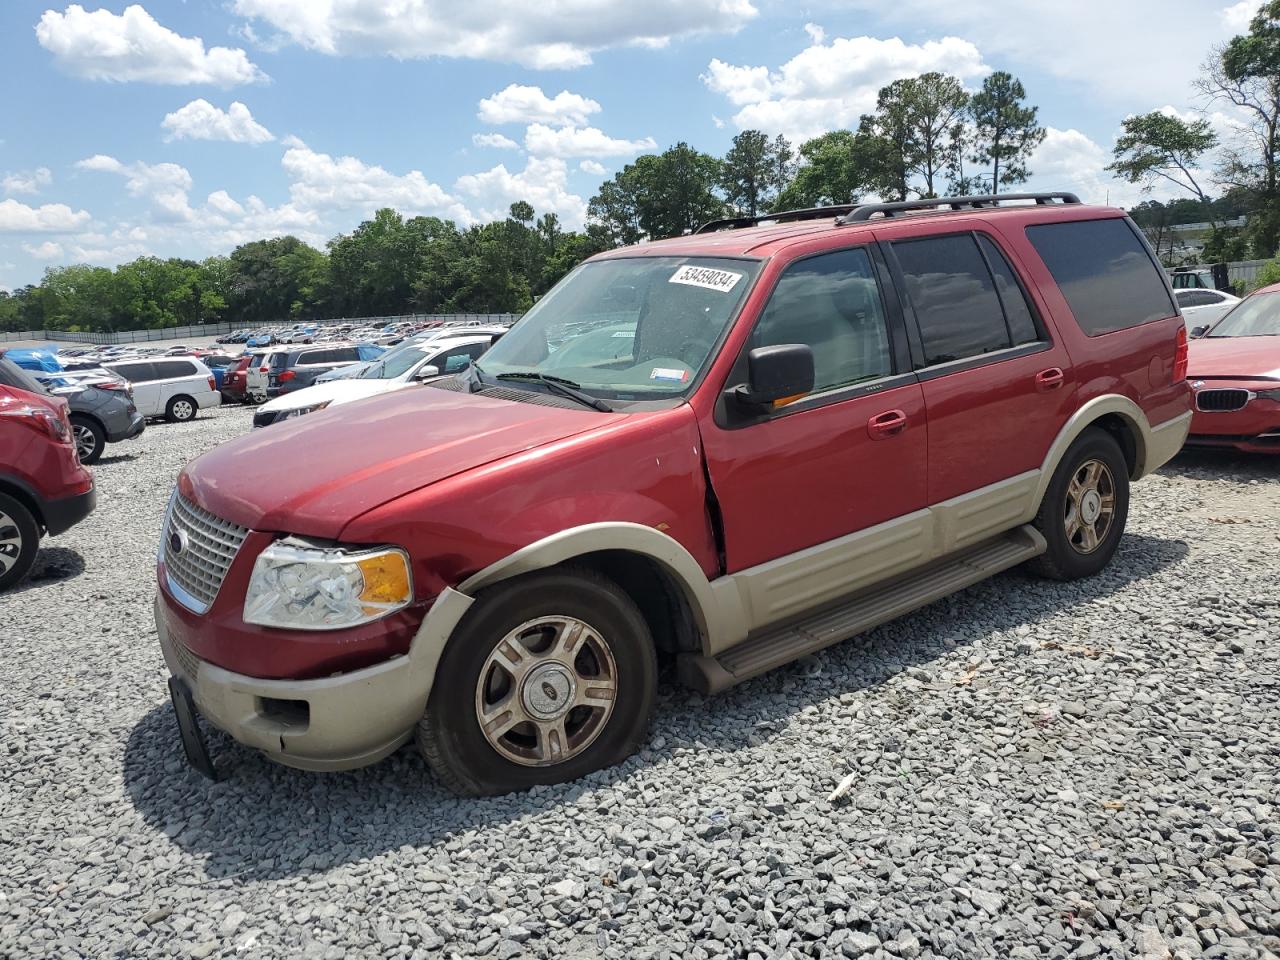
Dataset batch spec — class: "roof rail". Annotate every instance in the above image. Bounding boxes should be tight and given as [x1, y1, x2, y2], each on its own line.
[695, 204, 862, 234]
[839, 192, 1081, 223]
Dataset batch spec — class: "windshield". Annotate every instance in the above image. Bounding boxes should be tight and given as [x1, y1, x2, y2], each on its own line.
[1208, 292, 1280, 337]
[479, 256, 762, 399]
[359, 344, 426, 379]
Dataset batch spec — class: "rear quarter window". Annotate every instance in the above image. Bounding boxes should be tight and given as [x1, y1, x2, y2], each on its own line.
[154, 360, 197, 379]
[1026, 218, 1175, 336]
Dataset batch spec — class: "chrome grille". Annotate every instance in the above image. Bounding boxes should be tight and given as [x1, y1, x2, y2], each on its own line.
[162, 494, 248, 614]
[1196, 388, 1250, 412]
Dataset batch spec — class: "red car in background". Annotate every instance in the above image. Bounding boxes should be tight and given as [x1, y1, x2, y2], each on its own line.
[0, 380, 96, 590]
[220, 355, 254, 404]
[1187, 282, 1280, 453]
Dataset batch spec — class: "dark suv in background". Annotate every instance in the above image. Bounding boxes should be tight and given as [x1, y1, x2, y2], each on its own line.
[266, 344, 384, 397]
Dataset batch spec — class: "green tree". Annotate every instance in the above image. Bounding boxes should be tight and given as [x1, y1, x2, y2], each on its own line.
[903, 73, 971, 197]
[719, 130, 794, 217]
[859, 81, 919, 202]
[227, 236, 327, 323]
[588, 144, 724, 241]
[774, 130, 878, 209]
[969, 71, 1046, 193]
[1109, 112, 1218, 204]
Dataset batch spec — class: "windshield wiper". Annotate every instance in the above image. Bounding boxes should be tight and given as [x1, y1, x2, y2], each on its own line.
[495, 371, 613, 412]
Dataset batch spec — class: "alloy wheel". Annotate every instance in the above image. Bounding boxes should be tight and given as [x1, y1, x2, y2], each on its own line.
[1064, 458, 1116, 554]
[0, 509, 23, 575]
[475, 615, 618, 767]
[172, 400, 194, 420]
[73, 424, 96, 460]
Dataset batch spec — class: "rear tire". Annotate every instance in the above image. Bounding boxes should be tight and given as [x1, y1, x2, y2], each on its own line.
[417, 567, 657, 796]
[1028, 428, 1130, 581]
[0, 492, 40, 591]
[70, 415, 105, 464]
[165, 395, 197, 423]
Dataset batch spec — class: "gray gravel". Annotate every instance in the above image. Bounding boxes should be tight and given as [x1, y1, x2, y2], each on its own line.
[1, 404, 1278, 959]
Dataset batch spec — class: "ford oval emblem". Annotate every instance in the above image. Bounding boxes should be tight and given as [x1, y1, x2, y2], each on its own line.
[169, 528, 188, 556]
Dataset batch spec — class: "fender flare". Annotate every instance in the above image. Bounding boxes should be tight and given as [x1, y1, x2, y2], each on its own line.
[1032, 394, 1152, 508]
[458, 522, 720, 642]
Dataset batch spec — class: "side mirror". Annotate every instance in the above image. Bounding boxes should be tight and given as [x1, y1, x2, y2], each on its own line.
[413, 364, 440, 380]
[732, 344, 815, 408]
[1191, 325, 1210, 339]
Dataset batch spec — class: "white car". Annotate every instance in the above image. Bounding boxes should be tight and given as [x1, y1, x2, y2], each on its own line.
[1176, 288, 1241, 332]
[252, 335, 492, 427]
[315, 325, 508, 383]
[103, 356, 222, 422]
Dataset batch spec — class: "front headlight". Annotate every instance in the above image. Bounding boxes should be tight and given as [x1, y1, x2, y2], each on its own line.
[279, 400, 331, 420]
[243, 542, 412, 630]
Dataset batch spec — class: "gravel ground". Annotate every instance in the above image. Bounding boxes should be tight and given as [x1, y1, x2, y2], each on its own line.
[1, 404, 1277, 960]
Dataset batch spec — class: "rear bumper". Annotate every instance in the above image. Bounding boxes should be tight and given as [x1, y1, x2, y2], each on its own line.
[1144, 411, 1192, 474]
[196, 392, 222, 410]
[106, 411, 146, 443]
[43, 485, 96, 536]
[154, 587, 474, 772]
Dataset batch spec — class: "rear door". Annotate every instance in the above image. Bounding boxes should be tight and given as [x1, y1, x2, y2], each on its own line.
[702, 244, 929, 576]
[110, 362, 161, 415]
[883, 228, 1074, 513]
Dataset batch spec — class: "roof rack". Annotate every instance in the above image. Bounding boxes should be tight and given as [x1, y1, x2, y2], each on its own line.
[694, 204, 861, 234]
[839, 192, 1081, 223]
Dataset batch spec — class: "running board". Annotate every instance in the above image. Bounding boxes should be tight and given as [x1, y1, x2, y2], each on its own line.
[678, 525, 1046, 694]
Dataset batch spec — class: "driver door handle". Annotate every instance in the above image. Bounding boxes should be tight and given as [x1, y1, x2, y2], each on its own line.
[868, 409, 908, 440]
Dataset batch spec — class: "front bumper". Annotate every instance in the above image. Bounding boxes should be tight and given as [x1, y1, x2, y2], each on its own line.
[43, 485, 96, 536]
[1187, 395, 1280, 454]
[154, 587, 474, 772]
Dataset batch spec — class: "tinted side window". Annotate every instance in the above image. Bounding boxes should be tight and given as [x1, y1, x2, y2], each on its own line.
[112, 362, 157, 382]
[752, 248, 893, 394]
[893, 234, 1012, 366]
[436, 346, 480, 373]
[1026, 218, 1175, 336]
[1176, 290, 1218, 308]
[977, 235, 1040, 345]
[330, 347, 359, 363]
[154, 361, 197, 379]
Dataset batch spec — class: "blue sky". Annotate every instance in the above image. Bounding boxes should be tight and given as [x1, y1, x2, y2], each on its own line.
[0, 0, 1259, 290]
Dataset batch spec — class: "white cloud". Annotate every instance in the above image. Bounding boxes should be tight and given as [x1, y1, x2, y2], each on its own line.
[1024, 128, 1147, 208]
[162, 99, 275, 143]
[3, 168, 53, 196]
[524, 123, 656, 158]
[22, 240, 65, 260]
[703, 33, 988, 143]
[0, 199, 92, 233]
[472, 132, 520, 150]
[76, 155, 196, 222]
[455, 156, 586, 227]
[206, 190, 245, 216]
[477, 84, 601, 126]
[281, 140, 474, 224]
[578, 160, 607, 176]
[36, 4, 267, 86]
[232, 0, 758, 69]
[1222, 0, 1260, 31]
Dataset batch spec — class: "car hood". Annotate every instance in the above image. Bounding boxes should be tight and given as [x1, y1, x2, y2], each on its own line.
[1187, 336, 1280, 380]
[180, 385, 625, 537]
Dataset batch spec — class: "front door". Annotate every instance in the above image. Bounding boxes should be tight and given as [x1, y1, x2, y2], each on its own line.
[701, 245, 929, 599]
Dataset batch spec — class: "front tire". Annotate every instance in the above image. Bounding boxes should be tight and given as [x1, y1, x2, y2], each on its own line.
[417, 567, 657, 796]
[165, 395, 196, 423]
[1028, 427, 1130, 581]
[0, 492, 40, 591]
[70, 415, 105, 464]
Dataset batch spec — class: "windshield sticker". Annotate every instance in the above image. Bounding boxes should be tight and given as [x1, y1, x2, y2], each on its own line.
[650, 367, 690, 383]
[669, 264, 743, 293]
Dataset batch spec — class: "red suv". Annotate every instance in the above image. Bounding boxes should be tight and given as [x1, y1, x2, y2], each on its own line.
[0, 374, 96, 590]
[155, 193, 1192, 794]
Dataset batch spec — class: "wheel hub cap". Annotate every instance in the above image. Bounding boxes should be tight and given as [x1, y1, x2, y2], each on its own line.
[1064, 458, 1116, 555]
[521, 663, 576, 721]
[1080, 490, 1102, 524]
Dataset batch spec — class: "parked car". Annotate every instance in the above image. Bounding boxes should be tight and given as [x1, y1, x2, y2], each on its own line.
[264, 343, 386, 398]
[315, 326, 506, 383]
[244, 351, 276, 404]
[1175, 288, 1240, 330]
[221, 355, 256, 403]
[198, 353, 240, 391]
[1186, 282, 1280, 453]
[253, 335, 492, 426]
[0, 378, 95, 590]
[102, 356, 221, 422]
[155, 193, 1191, 794]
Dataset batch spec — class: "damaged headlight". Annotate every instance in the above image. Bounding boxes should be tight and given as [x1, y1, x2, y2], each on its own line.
[243, 541, 412, 630]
